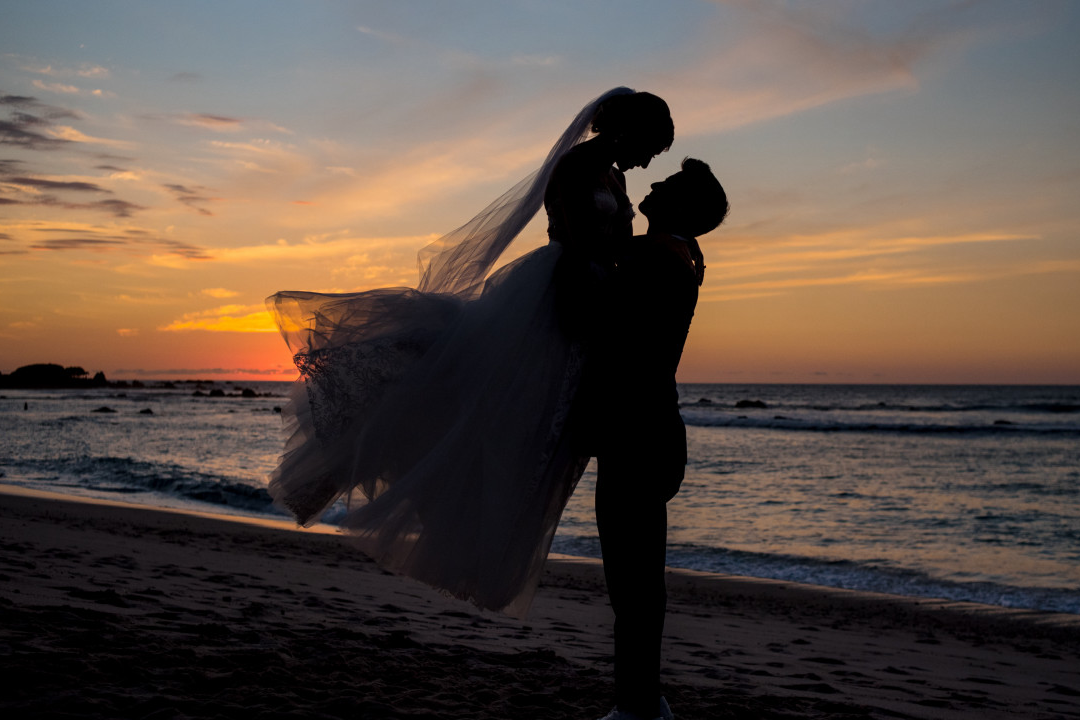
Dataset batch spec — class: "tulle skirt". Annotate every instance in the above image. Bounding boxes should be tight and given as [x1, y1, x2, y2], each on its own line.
[268, 243, 589, 617]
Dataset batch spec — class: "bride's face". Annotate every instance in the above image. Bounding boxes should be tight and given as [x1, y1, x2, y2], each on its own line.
[614, 135, 663, 172]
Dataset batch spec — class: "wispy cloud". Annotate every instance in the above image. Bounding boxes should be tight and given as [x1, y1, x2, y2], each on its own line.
[22, 62, 110, 79]
[44, 124, 133, 148]
[0, 94, 79, 150]
[146, 113, 291, 135]
[6, 223, 212, 257]
[174, 113, 244, 131]
[32, 79, 80, 95]
[4, 176, 110, 193]
[201, 288, 239, 298]
[4, 195, 144, 218]
[31, 79, 115, 98]
[356, 24, 409, 45]
[162, 182, 216, 216]
[145, 232, 429, 278]
[30, 237, 127, 251]
[645, 0, 1003, 137]
[699, 229, 1046, 302]
[0, 141, 148, 218]
[159, 304, 277, 333]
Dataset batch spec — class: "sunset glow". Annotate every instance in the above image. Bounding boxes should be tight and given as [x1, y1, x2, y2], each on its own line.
[2, 1, 1078, 383]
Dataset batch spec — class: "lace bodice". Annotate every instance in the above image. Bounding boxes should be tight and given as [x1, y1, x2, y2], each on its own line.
[544, 145, 634, 263]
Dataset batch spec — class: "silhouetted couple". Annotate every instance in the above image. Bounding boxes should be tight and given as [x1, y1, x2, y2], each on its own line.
[267, 89, 728, 720]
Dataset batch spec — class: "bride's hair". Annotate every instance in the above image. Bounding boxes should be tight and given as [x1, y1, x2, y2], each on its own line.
[591, 92, 674, 152]
[679, 157, 730, 237]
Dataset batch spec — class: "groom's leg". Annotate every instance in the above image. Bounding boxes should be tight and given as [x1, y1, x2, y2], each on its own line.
[596, 452, 668, 718]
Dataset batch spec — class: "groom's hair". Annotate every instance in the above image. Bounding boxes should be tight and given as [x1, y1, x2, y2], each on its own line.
[678, 157, 729, 237]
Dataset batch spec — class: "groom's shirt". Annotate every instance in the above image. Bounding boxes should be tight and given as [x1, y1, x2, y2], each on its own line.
[590, 230, 699, 485]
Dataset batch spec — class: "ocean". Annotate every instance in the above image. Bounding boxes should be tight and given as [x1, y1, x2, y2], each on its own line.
[1, 381, 1077, 614]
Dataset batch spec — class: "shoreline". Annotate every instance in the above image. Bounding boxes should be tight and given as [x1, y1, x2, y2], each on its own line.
[5, 482, 1079, 624]
[10, 484, 1080, 627]
[3, 485, 1079, 718]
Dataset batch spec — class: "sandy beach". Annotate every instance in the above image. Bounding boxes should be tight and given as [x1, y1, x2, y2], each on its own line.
[1, 486, 1078, 719]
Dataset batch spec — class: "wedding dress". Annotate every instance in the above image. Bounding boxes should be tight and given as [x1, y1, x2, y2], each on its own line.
[267, 87, 635, 617]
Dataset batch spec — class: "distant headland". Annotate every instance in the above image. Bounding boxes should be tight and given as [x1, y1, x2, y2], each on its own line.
[0, 364, 110, 389]
[0, 363, 273, 394]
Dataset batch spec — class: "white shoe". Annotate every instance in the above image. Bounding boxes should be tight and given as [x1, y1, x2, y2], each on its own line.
[597, 697, 673, 720]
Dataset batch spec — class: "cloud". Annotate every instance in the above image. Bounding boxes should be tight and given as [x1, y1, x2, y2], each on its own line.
[116, 328, 139, 336]
[0, 95, 78, 150]
[644, 0, 989, 136]
[209, 138, 290, 155]
[2, 195, 145, 218]
[30, 237, 127, 251]
[0, 94, 79, 118]
[8, 223, 212, 257]
[356, 24, 409, 44]
[147, 113, 291, 135]
[162, 182, 216, 216]
[23, 62, 110, 79]
[77, 66, 111, 79]
[145, 237, 213, 259]
[159, 304, 278, 333]
[698, 229, 1046, 302]
[65, 198, 145, 217]
[147, 232, 430, 275]
[5, 176, 109, 193]
[32, 80, 80, 95]
[31, 79, 115, 98]
[175, 113, 244, 131]
[201, 288, 239, 298]
[1, 160, 149, 218]
[45, 125, 133, 148]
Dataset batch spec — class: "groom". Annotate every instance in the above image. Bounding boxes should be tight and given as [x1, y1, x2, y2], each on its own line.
[589, 158, 729, 720]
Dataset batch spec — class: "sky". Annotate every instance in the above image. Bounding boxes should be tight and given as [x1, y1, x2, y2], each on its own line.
[1, 0, 1078, 384]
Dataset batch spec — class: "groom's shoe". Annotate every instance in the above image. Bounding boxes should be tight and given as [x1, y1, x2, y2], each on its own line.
[597, 698, 674, 720]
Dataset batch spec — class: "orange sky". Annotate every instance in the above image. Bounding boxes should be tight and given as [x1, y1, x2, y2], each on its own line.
[2, 2, 1078, 384]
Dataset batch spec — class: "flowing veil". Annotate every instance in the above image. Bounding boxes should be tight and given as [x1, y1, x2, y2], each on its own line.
[416, 86, 634, 297]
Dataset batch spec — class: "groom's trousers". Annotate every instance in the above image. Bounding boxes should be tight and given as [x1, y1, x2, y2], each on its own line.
[595, 451, 669, 719]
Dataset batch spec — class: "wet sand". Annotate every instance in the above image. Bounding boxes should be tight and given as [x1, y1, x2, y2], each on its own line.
[1, 485, 1078, 719]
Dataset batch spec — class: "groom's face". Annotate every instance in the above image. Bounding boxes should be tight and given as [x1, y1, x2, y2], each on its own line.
[639, 171, 687, 220]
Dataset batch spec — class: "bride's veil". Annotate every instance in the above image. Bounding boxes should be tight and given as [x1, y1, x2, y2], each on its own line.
[269, 87, 635, 354]
[416, 86, 634, 298]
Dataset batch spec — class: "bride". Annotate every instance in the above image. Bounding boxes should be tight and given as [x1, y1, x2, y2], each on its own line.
[267, 87, 674, 617]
